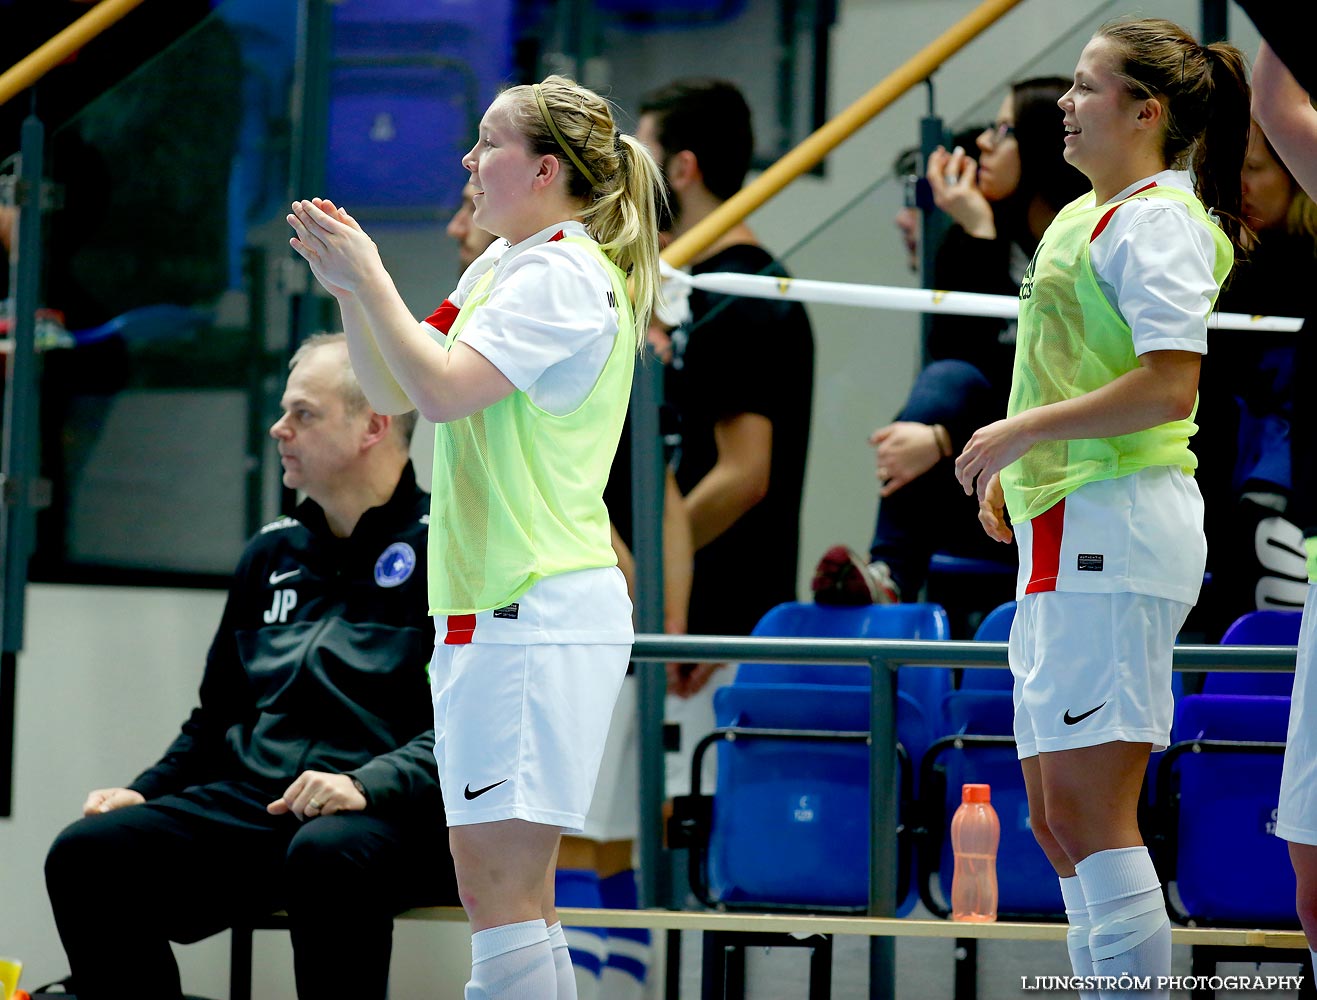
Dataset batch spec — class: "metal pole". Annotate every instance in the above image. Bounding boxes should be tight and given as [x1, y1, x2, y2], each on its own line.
[0, 0, 147, 108]
[867, 655, 897, 998]
[288, 0, 333, 349]
[1200, 0, 1227, 43]
[630, 355, 669, 908]
[0, 111, 46, 817]
[282, 0, 334, 514]
[241, 246, 268, 539]
[662, 0, 1027, 268]
[918, 103, 947, 368]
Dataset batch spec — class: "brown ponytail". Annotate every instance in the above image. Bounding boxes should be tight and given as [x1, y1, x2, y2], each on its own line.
[1098, 18, 1254, 257]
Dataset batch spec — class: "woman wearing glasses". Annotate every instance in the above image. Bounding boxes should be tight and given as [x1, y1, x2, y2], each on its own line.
[813, 77, 1085, 621]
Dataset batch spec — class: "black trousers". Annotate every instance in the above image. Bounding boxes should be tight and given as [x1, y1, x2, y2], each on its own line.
[45, 781, 457, 1000]
[869, 359, 1015, 598]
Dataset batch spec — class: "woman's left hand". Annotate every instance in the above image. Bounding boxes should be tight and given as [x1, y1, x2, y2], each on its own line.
[977, 473, 1013, 543]
[287, 198, 382, 294]
[955, 415, 1035, 501]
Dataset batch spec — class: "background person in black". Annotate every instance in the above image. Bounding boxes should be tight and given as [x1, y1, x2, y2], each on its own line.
[1191, 122, 1317, 639]
[1242, 17, 1317, 974]
[44, 334, 457, 1000]
[635, 78, 815, 659]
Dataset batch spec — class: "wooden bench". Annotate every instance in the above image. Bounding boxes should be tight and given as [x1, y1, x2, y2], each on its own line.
[229, 906, 1311, 1000]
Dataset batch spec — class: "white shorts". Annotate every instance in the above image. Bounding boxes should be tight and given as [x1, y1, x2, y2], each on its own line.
[664, 665, 736, 796]
[1014, 467, 1206, 606]
[579, 674, 639, 842]
[430, 640, 630, 831]
[1009, 590, 1190, 759]
[1277, 583, 1317, 844]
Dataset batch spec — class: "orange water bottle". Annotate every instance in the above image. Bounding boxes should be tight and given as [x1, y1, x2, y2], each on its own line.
[950, 782, 1000, 922]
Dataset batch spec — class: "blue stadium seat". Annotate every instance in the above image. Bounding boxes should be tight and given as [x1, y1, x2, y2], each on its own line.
[955, 600, 1016, 694]
[972, 600, 1016, 642]
[70, 305, 212, 347]
[1207, 611, 1301, 696]
[673, 601, 950, 914]
[1153, 694, 1294, 925]
[325, 0, 514, 217]
[703, 683, 887, 909]
[919, 696, 1063, 919]
[925, 551, 1017, 639]
[914, 598, 1065, 919]
[325, 62, 479, 216]
[593, 0, 747, 26]
[330, 0, 512, 78]
[735, 601, 952, 770]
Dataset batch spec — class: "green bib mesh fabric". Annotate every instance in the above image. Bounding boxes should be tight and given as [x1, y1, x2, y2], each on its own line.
[428, 236, 635, 614]
[1002, 186, 1232, 523]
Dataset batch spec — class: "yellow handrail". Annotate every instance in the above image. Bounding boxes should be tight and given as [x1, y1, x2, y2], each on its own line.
[662, 0, 1026, 268]
[0, 0, 149, 109]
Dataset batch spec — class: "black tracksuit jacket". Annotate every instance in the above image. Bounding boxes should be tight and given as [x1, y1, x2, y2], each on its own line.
[128, 463, 440, 812]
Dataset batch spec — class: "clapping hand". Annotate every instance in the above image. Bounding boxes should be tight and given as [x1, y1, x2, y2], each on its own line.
[288, 198, 380, 297]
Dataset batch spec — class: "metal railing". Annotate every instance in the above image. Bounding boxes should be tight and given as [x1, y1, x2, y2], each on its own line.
[628, 633, 1299, 1000]
[0, 0, 148, 108]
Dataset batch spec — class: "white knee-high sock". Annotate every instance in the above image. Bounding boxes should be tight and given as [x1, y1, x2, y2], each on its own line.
[1309, 948, 1316, 985]
[465, 919, 557, 1000]
[1059, 875, 1099, 1000]
[547, 921, 578, 1000]
[1075, 847, 1170, 1000]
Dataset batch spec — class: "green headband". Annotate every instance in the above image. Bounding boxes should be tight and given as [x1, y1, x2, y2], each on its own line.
[532, 83, 599, 188]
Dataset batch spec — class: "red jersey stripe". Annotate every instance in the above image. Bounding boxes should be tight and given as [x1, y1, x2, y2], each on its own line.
[548, 229, 565, 242]
[424, 300, 460, 334]
[444, 613, 477, 645]
[1091, 180, 1158, 242]
[1025, 497, 1066, 594]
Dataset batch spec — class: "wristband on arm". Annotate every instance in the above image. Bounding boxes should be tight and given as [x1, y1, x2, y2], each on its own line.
[931, 423, 953, 459]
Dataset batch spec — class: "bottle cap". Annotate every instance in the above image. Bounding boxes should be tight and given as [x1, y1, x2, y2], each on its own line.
[962, 783, 991, 803]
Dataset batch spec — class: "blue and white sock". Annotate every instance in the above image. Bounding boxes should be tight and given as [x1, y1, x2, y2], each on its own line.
[554, 868, 605, 1000]
[465, 919, 556, 1000]
[1059, 875, 1099, 1000]
[599, 870, 650, 1000]
[1075, 847, 1170, 1000]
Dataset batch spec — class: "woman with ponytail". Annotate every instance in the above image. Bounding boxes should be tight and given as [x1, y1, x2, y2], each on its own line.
[286, 75, 664, 999]
[953, 19, 1249, 999]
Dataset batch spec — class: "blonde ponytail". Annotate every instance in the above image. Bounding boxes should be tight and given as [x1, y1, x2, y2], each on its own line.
[504, 76, 666, 349]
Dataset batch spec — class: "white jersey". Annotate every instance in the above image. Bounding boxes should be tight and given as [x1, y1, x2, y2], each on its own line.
[423, 220, 619, 415]
[1013, 170, 1216, 606]
[422, 220, 634, 646]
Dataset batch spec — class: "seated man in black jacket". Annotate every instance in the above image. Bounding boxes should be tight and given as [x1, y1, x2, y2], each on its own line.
[45, 333, 454, 1000]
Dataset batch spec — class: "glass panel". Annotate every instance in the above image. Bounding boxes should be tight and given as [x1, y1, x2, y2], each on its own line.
[24, 0, 302, 581]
